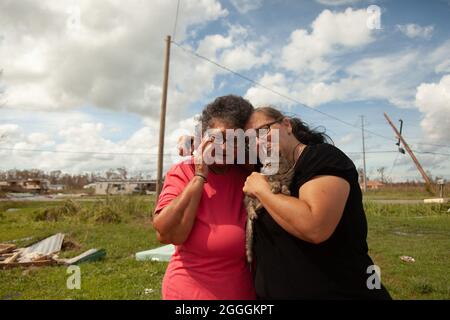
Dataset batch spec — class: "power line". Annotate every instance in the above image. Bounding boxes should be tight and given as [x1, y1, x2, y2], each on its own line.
[345, 150, 450, 156]
[1, 146, 448, 157]
[171, 40, 400, 143]
[172, 0, 181, 41]
[409, 142, 450, 149]
[0, 147, 174, 156]
[389, 152, 401, 178]
[172, 41, 355, 127]
[171, 40, 450, 152]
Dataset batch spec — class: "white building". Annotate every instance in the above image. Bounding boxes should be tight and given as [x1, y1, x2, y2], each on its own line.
[86, 180, 156, 195]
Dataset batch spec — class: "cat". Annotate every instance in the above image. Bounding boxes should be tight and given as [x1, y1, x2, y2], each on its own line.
[244, 155, 296, 265]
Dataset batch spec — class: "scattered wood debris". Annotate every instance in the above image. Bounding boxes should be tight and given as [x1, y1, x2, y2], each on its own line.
[0, 243, 16, 255]
[0, 233, 106, 269]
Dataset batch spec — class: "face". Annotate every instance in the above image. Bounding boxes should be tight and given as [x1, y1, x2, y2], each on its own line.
[205, 118, 238, 167]
[245, 111, 292, 155]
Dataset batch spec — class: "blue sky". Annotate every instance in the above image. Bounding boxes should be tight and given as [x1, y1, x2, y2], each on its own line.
[0, 0, 449, 181]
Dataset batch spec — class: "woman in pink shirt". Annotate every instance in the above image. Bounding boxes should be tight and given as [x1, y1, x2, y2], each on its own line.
[152, 95, 256, 300]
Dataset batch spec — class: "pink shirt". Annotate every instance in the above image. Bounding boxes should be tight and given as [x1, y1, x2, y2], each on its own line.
[155, 159, 256, 300]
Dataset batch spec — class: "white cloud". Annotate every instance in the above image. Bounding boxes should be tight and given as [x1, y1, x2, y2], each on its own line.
[0, 0, 228, 119]
[246, 39, 450, 109]
[337, 133, 356, 145]
[0, 2, 271, 174]
[298, 50, 421, 107]
[245, 73, 294, 107]
[315, 0, 363, 6]
[0, 116, 199, 175]
[397, 24, 434, 39]
[0, 124, 22, 142]
[230, 0, 263, 14]
[281, 8, 375, 75]
[415, 74, 450, 143]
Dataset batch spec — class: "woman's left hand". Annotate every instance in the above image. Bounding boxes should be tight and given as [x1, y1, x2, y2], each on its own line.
[243, 172, 271, 198]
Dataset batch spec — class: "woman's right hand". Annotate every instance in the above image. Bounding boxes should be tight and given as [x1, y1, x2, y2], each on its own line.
[194, 136, 214, 179]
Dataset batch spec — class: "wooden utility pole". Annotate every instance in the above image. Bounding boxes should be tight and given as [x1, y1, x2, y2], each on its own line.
[361, 115, 367, 192]
[383, 112, 432, 186]
[156, 35, 171, 202]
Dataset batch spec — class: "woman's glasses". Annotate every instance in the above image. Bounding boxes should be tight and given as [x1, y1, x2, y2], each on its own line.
[255, 118, 283, 139]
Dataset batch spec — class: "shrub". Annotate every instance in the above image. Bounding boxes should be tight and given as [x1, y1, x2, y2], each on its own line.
[34, 200, 80, 221]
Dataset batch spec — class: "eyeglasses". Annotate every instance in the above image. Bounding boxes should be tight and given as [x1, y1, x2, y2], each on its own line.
[255, 118, 283, 139]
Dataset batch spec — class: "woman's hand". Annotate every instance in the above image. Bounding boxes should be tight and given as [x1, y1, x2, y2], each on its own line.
[243, 172, 271, 198]
[193, 136, 214, 179]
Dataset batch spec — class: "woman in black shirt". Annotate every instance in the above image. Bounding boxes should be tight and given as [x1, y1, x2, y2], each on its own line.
[243, 106, 392, 300]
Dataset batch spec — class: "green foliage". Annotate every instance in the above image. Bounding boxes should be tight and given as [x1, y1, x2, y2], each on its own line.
[33, 200, 80, 222]
[32, 196, 152, 224]
[364, 201, 450, 217]
[0, 195, 448, 300]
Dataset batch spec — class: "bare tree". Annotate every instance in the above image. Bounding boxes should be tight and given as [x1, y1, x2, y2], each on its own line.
[116, 167, 127, 180]
[377, 166, 387, 183]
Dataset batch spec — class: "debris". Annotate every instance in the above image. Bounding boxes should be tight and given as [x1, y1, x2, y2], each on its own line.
[4, 249, 23, 264]
[56, 248, 106, 265]
[0, 233, 105, 269]
[0, 243, 16, 255]
[400, 255, 416, 263]
[423, 198, 449, 204]
[144, 288, 155, 295]
[135, 244, 175, 262]
[19, 233, 65, 263]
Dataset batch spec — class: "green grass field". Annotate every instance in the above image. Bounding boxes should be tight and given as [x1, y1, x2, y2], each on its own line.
[0, 196, 449, 300]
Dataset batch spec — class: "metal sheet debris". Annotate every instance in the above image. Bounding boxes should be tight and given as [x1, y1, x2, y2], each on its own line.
[135, 244, 175, 262]
[56, 248, 106, 265]
[0, 233, 106, 269]
[19, 233, 65, 262]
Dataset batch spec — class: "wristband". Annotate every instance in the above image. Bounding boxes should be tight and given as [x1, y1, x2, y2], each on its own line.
[194, 173, 207, 183]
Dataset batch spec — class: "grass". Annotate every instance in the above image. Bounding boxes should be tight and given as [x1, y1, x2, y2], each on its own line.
[0, 196, 166, 300]
[363, 183, 449, 200]
[0, 196, 449, 300]
[366, 205, 450, 299]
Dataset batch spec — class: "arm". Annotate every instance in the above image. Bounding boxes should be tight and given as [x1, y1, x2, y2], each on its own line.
[243, 173, 350, 244]
[153, 137, 212, 245]
[152, 175, 205, 245]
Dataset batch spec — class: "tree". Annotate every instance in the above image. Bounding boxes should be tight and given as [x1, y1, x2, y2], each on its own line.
[116, 167, 127, 180]
[377, 166, 386, 183]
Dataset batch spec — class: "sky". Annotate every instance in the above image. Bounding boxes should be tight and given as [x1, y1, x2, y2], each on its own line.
[0, 0, 449, 181]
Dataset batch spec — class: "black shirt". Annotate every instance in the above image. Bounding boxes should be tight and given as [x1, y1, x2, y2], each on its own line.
[253, 143, 391, 299]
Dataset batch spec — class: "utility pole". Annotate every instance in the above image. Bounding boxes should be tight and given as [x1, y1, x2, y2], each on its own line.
[156, 35, 171, 203]
[361, 115, 367, 192]
[383, 112, 432, 187]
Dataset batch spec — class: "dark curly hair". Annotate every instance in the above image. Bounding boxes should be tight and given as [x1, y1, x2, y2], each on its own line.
[198, 95, 254, 132]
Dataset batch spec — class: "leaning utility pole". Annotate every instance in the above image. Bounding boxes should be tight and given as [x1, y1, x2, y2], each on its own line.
[156, 35, 171, 202]
[383, 112, 432, 186]
[361, 115, 367, 192]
